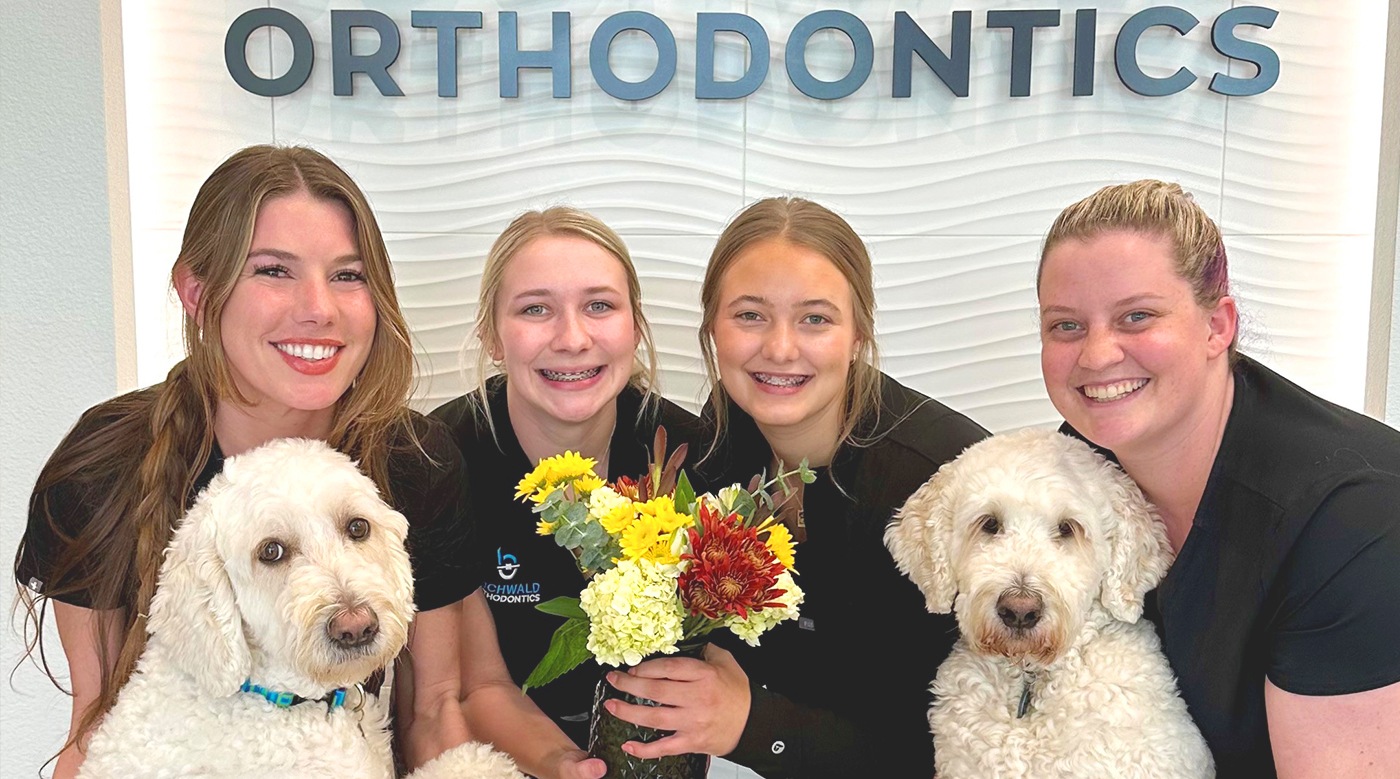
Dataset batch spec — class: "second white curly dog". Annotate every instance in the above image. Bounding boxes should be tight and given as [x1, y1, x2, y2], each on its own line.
[78, 438, 520, 779]
[886, 429, 1213, 779]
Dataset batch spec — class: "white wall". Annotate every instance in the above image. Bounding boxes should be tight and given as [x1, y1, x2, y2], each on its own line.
[1, 2, 121, 775]
[124, 1, 1389, 432]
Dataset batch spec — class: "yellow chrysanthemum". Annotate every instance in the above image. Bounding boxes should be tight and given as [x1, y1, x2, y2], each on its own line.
[762, 522, 797, 571]
[589, 487, 638, 534]
[536, 518, 557, 536]
[572, 474, 606, 495]
[515, 467, 549, 501]
[517, 451, 600, 503]
[619, 514, 684, 566]
[635, 495, 694, 533]
[541, 451, 598, 482]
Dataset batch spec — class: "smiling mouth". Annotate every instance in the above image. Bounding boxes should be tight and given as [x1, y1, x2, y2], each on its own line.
[1081, 379, 1148, 402]
[753, 372, 810, 388]
[540, 367, 602, 382]
[275, 343, 341, 361]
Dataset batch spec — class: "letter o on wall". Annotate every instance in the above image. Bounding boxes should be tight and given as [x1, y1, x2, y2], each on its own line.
[225, 8, 314, 97]
[590, 12, 677, 101]
[785, 10, 874, 100]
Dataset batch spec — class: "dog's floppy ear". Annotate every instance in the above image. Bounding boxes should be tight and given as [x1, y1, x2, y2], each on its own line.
[1098, 461, 1172, 622]
[146, 491, 251, 696]
[886, 464, 958, 613]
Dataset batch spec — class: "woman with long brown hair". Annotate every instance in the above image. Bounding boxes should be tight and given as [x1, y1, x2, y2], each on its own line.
[603, 197, 988, 777]
[13, 146, 592, 778]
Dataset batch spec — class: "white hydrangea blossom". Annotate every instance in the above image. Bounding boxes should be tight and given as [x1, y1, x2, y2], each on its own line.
[726, 571, 804, 647]
[587, 486, 632, 521]
[580, 558, 685, 666]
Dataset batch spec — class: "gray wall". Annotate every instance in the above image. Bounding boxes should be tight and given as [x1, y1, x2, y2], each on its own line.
[1, 2, 119, 775]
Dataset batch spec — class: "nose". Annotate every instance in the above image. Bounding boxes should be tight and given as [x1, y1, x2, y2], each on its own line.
[296, 277, 335, 325]
[1077, 326, 1123, 371]
[996, 591, 1043, 631]
[760, 321, 798, 363]
[327, 605, 379, 649]
[552, 310, 593, 352]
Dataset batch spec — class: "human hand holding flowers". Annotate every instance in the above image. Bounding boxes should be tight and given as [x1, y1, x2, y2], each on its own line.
[603, 643, 752, 759]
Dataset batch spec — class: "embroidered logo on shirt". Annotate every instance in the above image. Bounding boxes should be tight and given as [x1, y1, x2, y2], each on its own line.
[486, 548, 542, 604]
[496, 548, 520, 580]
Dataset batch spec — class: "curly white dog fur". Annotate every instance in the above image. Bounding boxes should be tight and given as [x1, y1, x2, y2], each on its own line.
[886, 429, 1213, 779]
[78, 438, 521, 779]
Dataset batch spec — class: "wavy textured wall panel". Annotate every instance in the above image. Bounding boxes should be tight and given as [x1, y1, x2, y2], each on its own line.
[125, 0, 1387, 430]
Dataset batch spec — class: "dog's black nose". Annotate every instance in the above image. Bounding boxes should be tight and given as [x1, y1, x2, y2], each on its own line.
[328, 606, 380, 649]
[996, 592, 1043, 630]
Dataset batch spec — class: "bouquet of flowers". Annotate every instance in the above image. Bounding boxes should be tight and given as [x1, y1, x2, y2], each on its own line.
[516, 429, 812, 691]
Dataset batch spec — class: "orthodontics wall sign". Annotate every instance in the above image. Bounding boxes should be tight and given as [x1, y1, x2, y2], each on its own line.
[225, 6, 1280, 101]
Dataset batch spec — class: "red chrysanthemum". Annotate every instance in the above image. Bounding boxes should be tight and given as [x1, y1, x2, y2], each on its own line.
[679, 503, 787, 620]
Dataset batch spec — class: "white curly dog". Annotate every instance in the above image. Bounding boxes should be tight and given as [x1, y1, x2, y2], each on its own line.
[886, 429, 1213, 779]
[78, 438, 520, 779]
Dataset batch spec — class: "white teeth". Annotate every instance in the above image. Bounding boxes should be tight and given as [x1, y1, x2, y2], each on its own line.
[276, 343, 339, 361]
[541, 367, 601, 382]
[1083, 379, 1148, 402]
[754, 373, 808, 388]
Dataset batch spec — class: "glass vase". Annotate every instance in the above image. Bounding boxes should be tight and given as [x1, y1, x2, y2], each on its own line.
[587, 644, 709, 779]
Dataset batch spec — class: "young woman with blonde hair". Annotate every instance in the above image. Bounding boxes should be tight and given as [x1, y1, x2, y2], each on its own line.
[604, 197, 987, 777]
[431, 206, 704, 755]
[1037, 179, 1400, 777]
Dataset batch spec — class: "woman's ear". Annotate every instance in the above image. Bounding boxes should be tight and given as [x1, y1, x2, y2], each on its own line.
[1207, 295, 1238, 358]
[174, 265, 204, 326]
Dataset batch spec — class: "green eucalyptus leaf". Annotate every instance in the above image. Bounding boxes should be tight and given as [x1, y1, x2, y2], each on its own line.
[556, 522, 584, 547]
[732, 491, 758, 521]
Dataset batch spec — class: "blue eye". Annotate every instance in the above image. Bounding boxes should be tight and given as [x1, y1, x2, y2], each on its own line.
[736, 311, 762, 322]
[522, 304, 547, 316]
[802, 314, 830, 326]
[1049, 320, 1080, 333]
[1124, 311, 1153, 324]
[332, 269, 366, 283]
[587, 300, 614, 313]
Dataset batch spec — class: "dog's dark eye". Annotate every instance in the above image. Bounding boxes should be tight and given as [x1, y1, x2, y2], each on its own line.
[979, 515, 1001, 535]
[346, 518, 370, 541]
[1057, 520, 1077, 539]
[257, 539, 286, 564]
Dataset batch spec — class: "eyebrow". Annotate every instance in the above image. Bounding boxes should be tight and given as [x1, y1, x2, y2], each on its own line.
[1040, 293, 1167, 315]
[727, 294, 840, 310]
[512, 285, 623, 299]
[247, 248, 361, 264]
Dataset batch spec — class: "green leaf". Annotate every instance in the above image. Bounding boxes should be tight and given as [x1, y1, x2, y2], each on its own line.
[565, 501, 590, 524]
[731, 491, 757, 521]
[522, 618, 593, 692]
[580, 520, 609, 545]
[556, 522, 584, 547]
[674, 471, 696, 515]
[535, 596, 586, 620]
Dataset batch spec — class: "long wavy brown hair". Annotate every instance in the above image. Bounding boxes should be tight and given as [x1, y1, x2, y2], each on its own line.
[14, 145, 416, 748]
